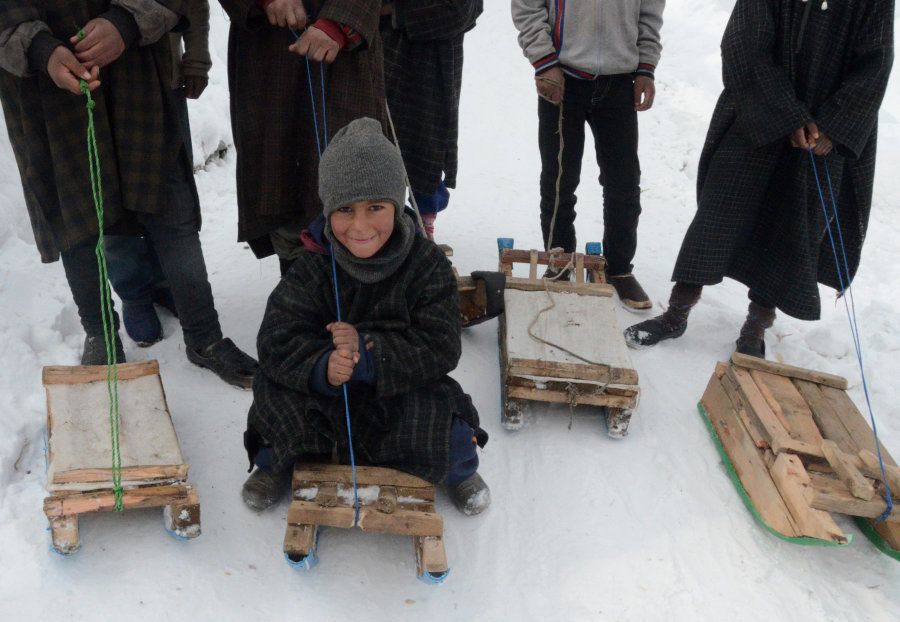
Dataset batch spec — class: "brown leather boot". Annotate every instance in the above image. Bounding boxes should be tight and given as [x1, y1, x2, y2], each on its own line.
[735, 301, 776, 359]
[607, 272, 651, 310]
[624, 283, 702, 348]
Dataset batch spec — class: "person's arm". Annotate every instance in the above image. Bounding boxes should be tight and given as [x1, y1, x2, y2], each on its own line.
[815, 0, 894, 159]
[109, 0, 184, 46]
[256, 261, 336, 396]
[316, 0, 381, 50]
[511, 0, 557, 74]
[181, 0, 211, 75]
[389, 0, 482, 41]
[0, 2, 57, 77]
[636, 0, 663, 77]
[720, 0, 812, 147]
[363, 251, 462, 400]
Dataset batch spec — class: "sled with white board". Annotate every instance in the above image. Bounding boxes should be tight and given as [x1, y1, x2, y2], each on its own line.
[42, 361, 200, 554]
[496, 239, 640, 437]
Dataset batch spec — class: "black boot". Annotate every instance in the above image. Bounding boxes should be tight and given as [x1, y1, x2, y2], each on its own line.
[241, 467, 292, 511]
[735, 301, 776, 359]
[81, 333, 126, 365]
[624, 282, 702, 348]
[187, 337, 259, 389]
[447, 472, 491, 516]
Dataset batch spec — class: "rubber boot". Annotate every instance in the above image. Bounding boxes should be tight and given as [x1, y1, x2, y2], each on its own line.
[82, 333, 126, 365]
[735, 301, 776, 359]
[241, 467, 292, 511]
[447, 472, 491, 516]
[624, 282, 702, 348]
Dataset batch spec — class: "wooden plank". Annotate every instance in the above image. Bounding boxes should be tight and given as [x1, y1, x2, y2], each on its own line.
[283, 524, 317, 559]
[769, 453, 847, 543]
[701, 375, 799, 537]
[53, 464, 189, 485]
[315, 484, 339, 508]
[286, 502, 443, 537]
[726, 366, 790, 445]
[293, 464, 432, 491]
[751, 370, 825, 447]
[719, 367, 768, 449]
[500, 249, 605, 271]
[49, 515, 80, 555]
[508, 376, 638, 396]
[819, 386, 894, 464]
[44, 484, 196, 517]
[415, 536, 449, 576]
[806, 472, 898, 522]
[43, 360, 161, 385]
[528, 250, 538, 280]
[858, 450, 900, 493]
[574, 254, 585, 284]
[821, 440, 875, 501]
[792, 379, 859, 454]
[508, 360, 638, 386]
[507, 385, 635, 409]
[504, 277, 613, 297]
[770, 436, 824, 459]
[731, 352, 848, 390]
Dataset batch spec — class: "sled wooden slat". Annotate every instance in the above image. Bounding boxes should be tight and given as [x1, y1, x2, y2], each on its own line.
[702, 375, 799, 537]
[42, 361, 200, 554]
[770, 453, 847, 543]
[731, 352, 848, 390]
[284, 464, 449, 580]
[701, 357, 900, 555]
[504, 277, 613, 297]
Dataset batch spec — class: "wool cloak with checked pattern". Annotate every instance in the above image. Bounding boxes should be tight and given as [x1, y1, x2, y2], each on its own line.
[672, 0, 893, 320]
[220, 0, 387, 258]
[0, 0, 192, 263]
[246, 235, 485, 483]
[380, 0, 482, 196]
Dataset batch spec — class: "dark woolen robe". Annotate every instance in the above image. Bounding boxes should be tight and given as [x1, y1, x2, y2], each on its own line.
[380, 0, 481, 195]
[0, 0, 192, 262]
[220, 0, 387, 258]
[672, 0, 893, 320]
[247, 233, 484, 483]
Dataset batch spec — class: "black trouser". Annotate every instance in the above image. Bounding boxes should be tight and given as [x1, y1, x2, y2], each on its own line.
[538, 74, 642, 276]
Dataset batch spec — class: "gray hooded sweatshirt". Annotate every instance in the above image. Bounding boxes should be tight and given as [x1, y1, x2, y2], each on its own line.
[511, 0, 664, 79]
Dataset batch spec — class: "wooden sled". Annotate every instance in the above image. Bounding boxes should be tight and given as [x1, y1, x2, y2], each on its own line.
[699, 353, 900, 559]
[42, 361, 200, 554]
[441, 244, 506, 328]
[496, 239, 639, 436]
[284, 464, 449, 584]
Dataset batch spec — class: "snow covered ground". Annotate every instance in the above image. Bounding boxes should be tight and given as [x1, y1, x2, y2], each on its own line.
[2, 2, 900, 620]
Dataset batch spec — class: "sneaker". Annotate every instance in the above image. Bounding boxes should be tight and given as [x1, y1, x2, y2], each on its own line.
[607, 273, 651, 310]
[81, 333, 126, 365]
[447, 472, 491, 516]
[241, 467, 292, 511]
[623, 315, 687, 349]
[186, 337, 258, 389]
[122, 302, 162, 347]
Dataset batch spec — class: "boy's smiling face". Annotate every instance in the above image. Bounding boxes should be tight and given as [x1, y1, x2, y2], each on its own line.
[330, 200, 396, 258]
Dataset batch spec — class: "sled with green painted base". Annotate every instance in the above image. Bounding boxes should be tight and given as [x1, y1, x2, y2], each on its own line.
[699, 354, 900, 560]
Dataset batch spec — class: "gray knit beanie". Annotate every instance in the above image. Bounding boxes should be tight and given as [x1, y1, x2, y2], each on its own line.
[318, 117, 407, 218]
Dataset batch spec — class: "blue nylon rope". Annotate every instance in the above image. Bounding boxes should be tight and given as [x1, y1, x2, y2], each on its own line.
[294, 28, 360, 525]
[808, 149, 893, 521]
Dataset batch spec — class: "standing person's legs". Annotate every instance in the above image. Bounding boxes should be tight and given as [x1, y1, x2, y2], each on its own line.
[538, 77, 592, 253]
[104, 235, 165, 346]
[588, 75, 650, 309]
[60, 240, 126, 364]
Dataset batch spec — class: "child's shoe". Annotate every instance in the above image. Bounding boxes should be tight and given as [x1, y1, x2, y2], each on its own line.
[448, 472, 491, 516]
[241, 467, 292, 511]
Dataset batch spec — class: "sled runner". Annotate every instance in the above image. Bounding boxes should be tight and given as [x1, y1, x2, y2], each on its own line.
[42, 361, 200, 554]
[496, 240, 639, 437]
[699, 353, 900, 559]
[441, 244, 506, 328]
[283, 464, 449, 583]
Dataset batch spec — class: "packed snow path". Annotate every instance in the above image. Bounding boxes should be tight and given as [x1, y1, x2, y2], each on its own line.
[1, 2, 899, 620]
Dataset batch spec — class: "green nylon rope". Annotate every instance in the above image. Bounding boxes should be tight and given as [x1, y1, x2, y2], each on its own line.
[80, 77, 124, 512]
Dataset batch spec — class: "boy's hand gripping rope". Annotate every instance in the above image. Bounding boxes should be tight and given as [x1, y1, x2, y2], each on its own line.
[80, 79, 125, 511]
[808, 148, 893, 522]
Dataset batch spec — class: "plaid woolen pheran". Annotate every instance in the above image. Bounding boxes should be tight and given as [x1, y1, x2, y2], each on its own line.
[219, 0, 388, 258]
[0, 0, 194, 262]
[247, 236, 485, 483]
[380, 1, 482, 196]
[672, 0, 893, 320]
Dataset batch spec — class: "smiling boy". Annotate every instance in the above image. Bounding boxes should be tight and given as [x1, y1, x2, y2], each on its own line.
[242, 118, 490, 515]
